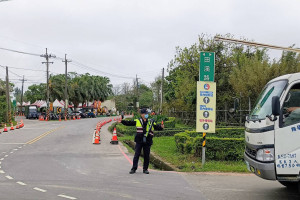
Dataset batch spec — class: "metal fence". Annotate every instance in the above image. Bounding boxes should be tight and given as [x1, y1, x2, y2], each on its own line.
[168, 109, 250, 127]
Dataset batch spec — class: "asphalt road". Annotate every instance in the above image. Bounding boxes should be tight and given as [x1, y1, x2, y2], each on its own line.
[0, 116, 299, 200]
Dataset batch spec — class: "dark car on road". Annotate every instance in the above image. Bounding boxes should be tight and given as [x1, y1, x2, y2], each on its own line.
[72, 110, 87, 118]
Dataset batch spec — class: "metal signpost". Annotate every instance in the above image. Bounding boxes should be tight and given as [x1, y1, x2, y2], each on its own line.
[197, 51, 216, 166]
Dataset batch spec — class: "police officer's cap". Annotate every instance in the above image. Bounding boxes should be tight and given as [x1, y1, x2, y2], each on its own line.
[140, 108, 148, 114]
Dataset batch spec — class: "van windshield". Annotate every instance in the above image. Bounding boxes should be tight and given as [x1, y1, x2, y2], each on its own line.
[250, 80, 287, 120]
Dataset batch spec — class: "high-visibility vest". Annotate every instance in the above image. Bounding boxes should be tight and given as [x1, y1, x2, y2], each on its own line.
[134, 118, 155, 137]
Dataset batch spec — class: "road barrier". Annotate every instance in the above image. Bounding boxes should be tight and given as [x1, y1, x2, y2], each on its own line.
[3, 124, 8, 132]
[10, 123, 14, 131]
[93, 129, 100, 144]
[110, 127, 118, 144]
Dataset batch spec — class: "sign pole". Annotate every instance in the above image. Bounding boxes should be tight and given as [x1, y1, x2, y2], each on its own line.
[197, 51, 216, 167]
[202, 132, 206, 166]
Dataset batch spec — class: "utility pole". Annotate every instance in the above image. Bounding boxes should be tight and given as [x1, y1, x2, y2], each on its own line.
[19, 75, 27, 115]
[136, 74, 140, 111]
[160, 68, 164, 114]
[41, 48, 55, 121]
[5, 66, 11, 123]
[62, 54, 71, 119]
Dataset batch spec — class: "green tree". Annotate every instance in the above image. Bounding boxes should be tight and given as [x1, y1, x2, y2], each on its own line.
[24, 84, 46, 103]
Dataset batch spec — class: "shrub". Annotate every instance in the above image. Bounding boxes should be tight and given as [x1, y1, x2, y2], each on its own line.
[163, 117, 176, 128]
[184, 128, 244, 138]
[174, 131, 245, 161]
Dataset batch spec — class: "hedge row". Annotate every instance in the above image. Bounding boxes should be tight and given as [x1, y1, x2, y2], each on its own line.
[174, 131, 245, 161]
[163, 117, 176, 128]
[112, 123, 244, 139]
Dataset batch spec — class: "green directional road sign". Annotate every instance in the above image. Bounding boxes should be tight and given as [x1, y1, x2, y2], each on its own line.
[199, 52, 215, 82]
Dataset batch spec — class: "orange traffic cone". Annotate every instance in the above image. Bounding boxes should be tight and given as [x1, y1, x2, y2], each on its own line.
[59, 115, 61, 121]
[73, 116, 76, 120]
[65, 116, 67, 121]
[110, 127, 118, 144]
[93, 129, 100, 144]
[16, 123, 19, 129]
[20, 120, 24, 128]
[10, 123, 14, 131]
[3, 124, 8, 132]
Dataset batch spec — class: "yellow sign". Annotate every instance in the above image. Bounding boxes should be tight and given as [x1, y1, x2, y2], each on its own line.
[57, 107, 61, 113]
[50, 102, 53, 112]
[196, 81, 216, 133]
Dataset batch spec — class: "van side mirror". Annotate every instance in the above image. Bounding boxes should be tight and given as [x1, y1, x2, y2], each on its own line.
[272, 96, 280, 116]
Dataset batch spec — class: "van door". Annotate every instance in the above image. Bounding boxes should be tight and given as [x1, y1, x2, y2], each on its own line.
[275, 82, 300, 176]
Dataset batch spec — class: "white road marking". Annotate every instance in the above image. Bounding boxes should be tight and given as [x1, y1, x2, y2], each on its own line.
[33, 187, 47, 192]
[13, 149, 18, 151]
[0, 158, 4, 160]
[2, 152, 6, 154]
[0, 170, 5, 173]
[4, 155, 8, 157]
[10, 152, 14, 154]
[17, 181, 26, 186]
[58, 194, 77, 200]
[5, 175, 13, 180]
[18, 147, 22, 149]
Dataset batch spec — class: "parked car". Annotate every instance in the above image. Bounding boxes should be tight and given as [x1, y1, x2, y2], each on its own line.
[72, 110, 87, 118]
[26, 106, 39, 119]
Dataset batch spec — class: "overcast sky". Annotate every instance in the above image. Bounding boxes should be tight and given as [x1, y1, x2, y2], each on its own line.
[0, 0, 300, 93]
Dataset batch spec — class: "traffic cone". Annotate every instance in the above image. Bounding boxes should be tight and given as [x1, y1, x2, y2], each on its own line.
[93, 129, 100, 144]
[65, 116, 67, 121]
[110, 127, 118, 144]
[3, 124, 8, 132]
[16, 122, 20, 129]
[10, 123, 14, 131]
[20, 120, 24, 128]
[73, 116, 76, 120]
[59, 115, 61, 121]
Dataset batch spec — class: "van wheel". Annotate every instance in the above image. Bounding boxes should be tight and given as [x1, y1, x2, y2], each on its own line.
[279, 181, 298, 189]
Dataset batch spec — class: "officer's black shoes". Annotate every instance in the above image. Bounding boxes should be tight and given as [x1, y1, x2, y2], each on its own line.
[129, 169, 136, 174]
[143, 170, 149, 174]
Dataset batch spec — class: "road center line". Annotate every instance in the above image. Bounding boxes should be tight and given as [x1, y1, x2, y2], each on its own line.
[0, 170, 5, 173]
[58, 194, 77, 200]
[27, 126, 65, 144]
[4, 155, 8, 157]
[33, 187, 47, 192]
[17, 181, 27, 186]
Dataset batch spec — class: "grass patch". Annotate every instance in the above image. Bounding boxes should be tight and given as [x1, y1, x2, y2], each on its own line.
[116, 127, 248, 172]
[151, 136, 248, 173]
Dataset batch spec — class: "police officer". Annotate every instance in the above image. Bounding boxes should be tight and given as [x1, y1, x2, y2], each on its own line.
[121, 108, 164, 174]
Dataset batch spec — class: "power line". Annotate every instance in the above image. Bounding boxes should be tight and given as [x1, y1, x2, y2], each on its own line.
[0, 47, 40, 57]
[71, 61, 135, 80]
[4, 66, 46, 72]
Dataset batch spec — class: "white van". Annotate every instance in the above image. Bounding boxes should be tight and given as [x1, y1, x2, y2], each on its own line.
[245, 72, 300, 189]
